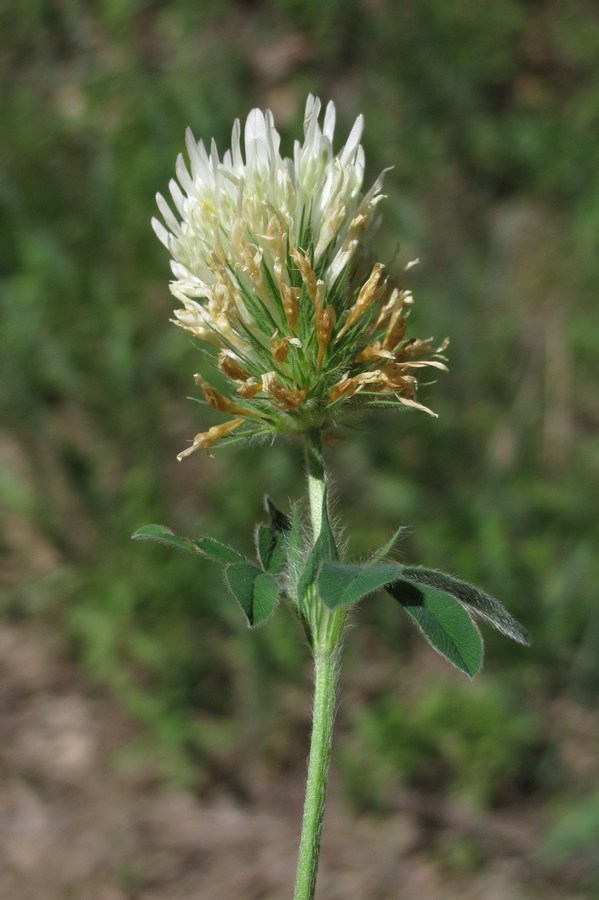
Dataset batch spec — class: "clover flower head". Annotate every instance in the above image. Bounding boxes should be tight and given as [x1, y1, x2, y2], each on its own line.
[153, 95, 448, 459]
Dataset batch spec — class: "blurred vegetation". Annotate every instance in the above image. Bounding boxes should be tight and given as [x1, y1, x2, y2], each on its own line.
[1, 0, 598, 887]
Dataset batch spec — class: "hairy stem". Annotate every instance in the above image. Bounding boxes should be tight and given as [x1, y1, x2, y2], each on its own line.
[294, 430, 341, 900]
[294, 647, 340, 900]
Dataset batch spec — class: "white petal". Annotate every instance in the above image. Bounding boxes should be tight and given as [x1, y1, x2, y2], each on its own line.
[152, 217, 170, 248]
[169, 179, 186, 216]
[303, 95, 322, 151]
[339, 114, 364, 166]
[231, 119, 243, 170]
[245, 108, 268, 168]
[365, 166, 393, 200]
[293, 138, 302, 175]
[175, 153, 195, 196]
[353, 145, 365, 183]
[171, 261, 194, 280]
[323, 101, 336, 141]
[154, 95, 391, 350]
[304, 93, 318, 125]
[264, 109, 281, 160]
[210, 138, 220, 176]
[156, 192, 181, 235]
[185, 128, 204, 181]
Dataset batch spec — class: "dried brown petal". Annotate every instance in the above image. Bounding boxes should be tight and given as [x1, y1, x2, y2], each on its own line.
[177, 417, 245, 460]
[262, 372, 306, 410]
[194, 375, 266, 419]
[316, 305, 334, 367]
[336, 262, 385, 339]
[290, 247, 318, 303]
[218, 352, 251, 382]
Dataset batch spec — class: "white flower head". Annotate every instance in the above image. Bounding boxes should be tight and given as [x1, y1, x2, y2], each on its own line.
[153, 95, 447, 458]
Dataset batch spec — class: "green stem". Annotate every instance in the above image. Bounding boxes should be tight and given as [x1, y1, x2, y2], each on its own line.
[294, 647, 340, 900]
[294, 430, 341, 900]
[305, 428, 326, 539]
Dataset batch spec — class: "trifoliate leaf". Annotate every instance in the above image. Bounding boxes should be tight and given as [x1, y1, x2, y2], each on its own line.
[225, 562, 280, 627]
[132, 524, 247, 565]
[318, 560, 400, 609]
[387, 579, 483, 678]
[399, 566, 529, 645]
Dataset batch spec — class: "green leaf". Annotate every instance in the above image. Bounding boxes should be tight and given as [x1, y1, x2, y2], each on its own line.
[255, 497, 291, 575]
[399, 566, 529, 645]
[132, 524, 246, 565]
[194, 536, 249, 565]
[256, 524, 287, 574]
[387, 579, 484, 678]
[318, 560, 401, 609]
[264, 496, 292, 532]
[297, 485, 338, 603]
[225, 562, 280, 627]
[314, 482, 338, 563]
[286, 504, 304, 596]
[132, 524, 197, 553]
[370, 527, 406, 563]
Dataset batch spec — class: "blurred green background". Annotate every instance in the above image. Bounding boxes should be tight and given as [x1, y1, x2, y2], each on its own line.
[1, 0, 598, 894]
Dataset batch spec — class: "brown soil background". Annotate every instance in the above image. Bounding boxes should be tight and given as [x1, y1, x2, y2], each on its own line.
[0, 621, 588, 900]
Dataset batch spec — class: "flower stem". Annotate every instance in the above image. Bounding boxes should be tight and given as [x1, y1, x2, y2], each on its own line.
[294, 647, 340, 900]
[294, 430, 341, 900]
